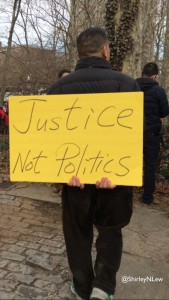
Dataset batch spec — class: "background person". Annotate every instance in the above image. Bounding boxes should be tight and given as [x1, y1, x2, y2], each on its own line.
[136, 62, 169, 205]
[48, 27, 140, 300]
[0, 103, 9, 133]
[58, 68, 71, 78]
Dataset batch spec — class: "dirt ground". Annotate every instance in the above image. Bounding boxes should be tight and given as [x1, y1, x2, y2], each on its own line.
[133, 183, 169, 215]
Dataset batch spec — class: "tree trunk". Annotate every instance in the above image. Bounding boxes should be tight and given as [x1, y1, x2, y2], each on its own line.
[0, 0, 22, 106]
[68, 0, 106, 69]
[141, 0, 158, 68]
[161, 0, 169, 97]
[154, 0, 167, 70]
[161, 0, 169, 126]
[105, 0, 140, 75]
[122, 0, 143, 77]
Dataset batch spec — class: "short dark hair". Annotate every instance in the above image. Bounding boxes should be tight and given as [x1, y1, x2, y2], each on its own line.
[142, 62, 159, 77]
[58, 69, 71, 78]
[77, 27, 108, 58]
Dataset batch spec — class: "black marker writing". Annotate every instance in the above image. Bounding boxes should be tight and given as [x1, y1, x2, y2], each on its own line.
[64, 98, 82, 130]
[12, 150, 47, 174]
[55, 143, 131, 177]
[13, 98, 134, 134]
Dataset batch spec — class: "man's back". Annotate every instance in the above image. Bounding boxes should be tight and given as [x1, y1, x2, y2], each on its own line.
[136, 62, 169, 206]
[136, 76, 169, 132]
[48, 57, 139, 95]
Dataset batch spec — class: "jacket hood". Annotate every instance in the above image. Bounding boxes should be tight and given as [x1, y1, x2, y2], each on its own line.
[75, 56, 112, 70]
[136, 77, 159, 92]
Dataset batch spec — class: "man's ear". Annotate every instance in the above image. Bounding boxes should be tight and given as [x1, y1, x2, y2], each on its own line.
[151, 75, 157, 81]
[101, 45, 107, 59]
[101, 44, 110, 61]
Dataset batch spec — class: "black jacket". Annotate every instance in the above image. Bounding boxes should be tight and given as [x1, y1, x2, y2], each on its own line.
[48, 56, 139, 95]
[136, 77, 169, 133]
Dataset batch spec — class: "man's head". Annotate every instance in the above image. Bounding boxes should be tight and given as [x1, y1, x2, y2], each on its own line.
[77, 27, 110, 61]
[142, 62, 159, 80]
[58, 69, 71, 78]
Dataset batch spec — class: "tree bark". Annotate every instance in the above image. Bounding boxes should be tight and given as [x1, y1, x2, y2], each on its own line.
[161, 0, 169, 97]
[141, 0, 158, 68]
[161, 0, 169, 127]
[105, 0, 140, 75]
[122, 0, 143, 77]
[0, 0, 22, 106]
[68, 0, 106, 69]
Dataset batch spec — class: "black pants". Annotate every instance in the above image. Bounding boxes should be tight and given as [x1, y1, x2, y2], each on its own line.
[62, 185, 133, 299]
[143, 133, 161, 204]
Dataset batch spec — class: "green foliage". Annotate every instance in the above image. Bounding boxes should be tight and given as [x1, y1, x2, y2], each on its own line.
[0, 134, 9, 174]
[105, 0, 140, 71]
[0, 140, 9, 151]
[158, 130, 169, 180]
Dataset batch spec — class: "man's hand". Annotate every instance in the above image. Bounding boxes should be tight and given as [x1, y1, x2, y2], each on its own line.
[68, 176, 116, 190]
[68, 176, 85, 189]
[96, 177, 116, 189]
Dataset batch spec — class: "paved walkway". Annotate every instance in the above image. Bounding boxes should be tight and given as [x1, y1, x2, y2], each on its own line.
[0, 182, 169, 299]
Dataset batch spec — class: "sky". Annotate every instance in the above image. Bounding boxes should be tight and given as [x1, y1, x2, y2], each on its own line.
[0, 0, 70, 48]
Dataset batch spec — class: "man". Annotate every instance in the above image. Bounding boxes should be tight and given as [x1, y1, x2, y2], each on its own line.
[48, 27, 139, 300]
[58, 68, 71, 78]
[136, 62, 169, 205]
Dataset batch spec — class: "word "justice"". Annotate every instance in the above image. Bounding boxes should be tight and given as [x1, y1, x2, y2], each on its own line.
[13, 98, 134, 134]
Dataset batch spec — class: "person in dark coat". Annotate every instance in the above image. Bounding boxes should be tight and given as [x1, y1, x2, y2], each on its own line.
[48, 27, 140, 300]
[136, 62, 169, 205]
[58, 68, 71, 78]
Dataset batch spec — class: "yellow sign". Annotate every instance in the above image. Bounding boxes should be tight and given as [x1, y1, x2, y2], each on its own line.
[9, 92, 143, 186]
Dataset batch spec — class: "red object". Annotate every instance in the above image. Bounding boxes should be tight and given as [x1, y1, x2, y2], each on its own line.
[0, 107, 9, 128]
